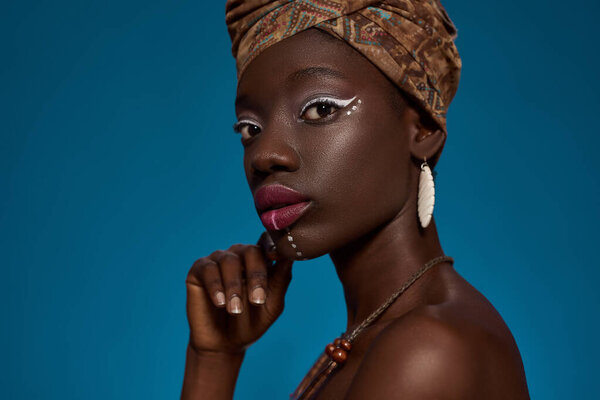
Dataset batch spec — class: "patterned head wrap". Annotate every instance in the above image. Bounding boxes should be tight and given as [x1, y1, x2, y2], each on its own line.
[225, 0, 461, 132]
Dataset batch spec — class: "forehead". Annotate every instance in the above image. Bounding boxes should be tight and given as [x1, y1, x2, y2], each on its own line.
[236, 28, 382, 97]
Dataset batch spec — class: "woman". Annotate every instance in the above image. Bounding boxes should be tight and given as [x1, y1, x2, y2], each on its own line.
[182, 1, 530, 398]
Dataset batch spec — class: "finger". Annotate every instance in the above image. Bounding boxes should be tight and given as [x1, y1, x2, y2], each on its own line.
[217, 251, 245, 315]
[187, 258, 226, 308]
[267, 258, 293, 302]
[185, 258, 224, 325]
[186, 257, 209, 286]
[257, 231, 278, 262]
[242, 245, 268, 305]
[200, 260, 226, 307]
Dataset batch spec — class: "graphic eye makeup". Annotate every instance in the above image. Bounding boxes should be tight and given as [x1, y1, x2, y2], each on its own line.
[233, 119, 262, 140]
[299, 96, 356, 121]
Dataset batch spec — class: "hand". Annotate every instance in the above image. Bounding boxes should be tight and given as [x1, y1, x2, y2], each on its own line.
[185, 232, 293, 355]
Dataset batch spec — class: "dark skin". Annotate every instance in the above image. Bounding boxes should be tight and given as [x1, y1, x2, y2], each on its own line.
[182, 29, 530, 399]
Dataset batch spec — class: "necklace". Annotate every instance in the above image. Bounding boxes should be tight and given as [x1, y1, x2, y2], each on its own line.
[291, 255, 454, 400]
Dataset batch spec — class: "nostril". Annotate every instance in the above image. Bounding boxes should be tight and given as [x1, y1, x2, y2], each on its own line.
[251, 150, 298, 175]
[252, 163, 290, 178]
[270, 164, 289, 172]
[252, 168, 269, 180]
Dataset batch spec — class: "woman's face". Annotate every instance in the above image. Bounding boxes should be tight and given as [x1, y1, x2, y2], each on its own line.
[235, 29, 422, 260]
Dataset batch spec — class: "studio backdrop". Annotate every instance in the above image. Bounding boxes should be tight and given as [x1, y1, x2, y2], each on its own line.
[1, 1, 598, 399]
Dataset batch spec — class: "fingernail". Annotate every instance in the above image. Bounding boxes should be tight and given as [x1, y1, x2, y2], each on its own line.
[251, 287, 266, 304]
[215, 291, 226, 306]
[229, 295, 242, 314]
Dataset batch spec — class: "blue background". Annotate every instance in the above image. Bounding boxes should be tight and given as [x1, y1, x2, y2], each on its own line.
[2, 0, 598, 398]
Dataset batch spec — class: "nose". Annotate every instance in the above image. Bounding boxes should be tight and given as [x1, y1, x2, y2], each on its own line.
[246, 124, 300, 178]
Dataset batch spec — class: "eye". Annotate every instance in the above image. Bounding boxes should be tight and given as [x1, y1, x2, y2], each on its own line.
[300, 96, 356, 122]
[233, 120, 262, 140]
[302, 102, 337, 120]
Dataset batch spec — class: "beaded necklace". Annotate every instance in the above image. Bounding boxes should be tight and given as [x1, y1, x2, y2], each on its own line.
[290, 255, 454, 400]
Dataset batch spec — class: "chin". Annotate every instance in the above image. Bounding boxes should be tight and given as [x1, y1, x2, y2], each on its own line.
[267, 220, 343, 261]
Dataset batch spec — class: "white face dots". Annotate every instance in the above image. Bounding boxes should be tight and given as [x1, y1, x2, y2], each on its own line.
[345, 98, 361, 116]
[285, 227, 308, 260]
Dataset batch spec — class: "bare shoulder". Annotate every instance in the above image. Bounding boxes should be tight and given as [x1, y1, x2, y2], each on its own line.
[344, 274, 530, 399]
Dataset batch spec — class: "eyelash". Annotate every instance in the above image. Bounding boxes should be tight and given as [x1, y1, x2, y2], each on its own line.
[233, 96, 356, 141]
[299, 96, 356, 119]
[233, 119, 261, 141]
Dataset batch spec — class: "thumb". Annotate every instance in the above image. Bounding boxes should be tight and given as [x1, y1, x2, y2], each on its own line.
[268, 258, 293, 299]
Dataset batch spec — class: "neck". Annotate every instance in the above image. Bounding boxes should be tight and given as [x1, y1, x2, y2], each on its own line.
[329, 204, 445, 330]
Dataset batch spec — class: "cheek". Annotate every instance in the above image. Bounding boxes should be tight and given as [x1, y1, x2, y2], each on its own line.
[243, 154, 251, 181]
[336, 122, 408, 204]
[294, 111, 412, 252]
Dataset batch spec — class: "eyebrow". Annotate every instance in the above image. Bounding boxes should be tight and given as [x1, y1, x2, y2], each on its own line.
[287, 66, 347, 82]
[235, 94, 249, 110]
[234, 66, 348, 109]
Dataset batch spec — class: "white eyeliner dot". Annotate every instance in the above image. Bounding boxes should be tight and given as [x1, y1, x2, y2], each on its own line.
[347, 111, 352, 115]
[352, 105, 357, 110]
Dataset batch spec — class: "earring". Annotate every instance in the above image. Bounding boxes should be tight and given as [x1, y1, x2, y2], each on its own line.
[417, 158, 435, 228]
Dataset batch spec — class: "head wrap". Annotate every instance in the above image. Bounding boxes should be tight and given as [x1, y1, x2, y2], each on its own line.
[225, 0, 461, 132]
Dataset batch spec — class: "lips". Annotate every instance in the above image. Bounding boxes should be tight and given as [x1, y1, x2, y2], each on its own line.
[254, 184, 311, 231]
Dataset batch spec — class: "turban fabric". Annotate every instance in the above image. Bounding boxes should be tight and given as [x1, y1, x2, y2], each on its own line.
[225, 0, 461, 133]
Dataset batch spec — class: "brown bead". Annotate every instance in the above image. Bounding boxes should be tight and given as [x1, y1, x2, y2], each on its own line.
[325, 343, 336, 356]
[340, 339, 352, 352]
[333, 338, 342, 347]
[331, 348, 348, 364]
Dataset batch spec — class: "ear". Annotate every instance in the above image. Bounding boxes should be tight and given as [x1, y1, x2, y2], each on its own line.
[405, 107, 446, 166]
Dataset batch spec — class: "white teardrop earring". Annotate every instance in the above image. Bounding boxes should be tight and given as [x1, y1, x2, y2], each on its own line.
[417, 158, 435, 228]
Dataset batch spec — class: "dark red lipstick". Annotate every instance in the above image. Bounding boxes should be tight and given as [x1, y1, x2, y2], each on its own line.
[254, 184, 311, 231]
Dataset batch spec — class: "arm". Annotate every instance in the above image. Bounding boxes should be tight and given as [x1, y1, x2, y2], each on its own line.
[181, 238, 293, 399]
[181, 346, 244, 400]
